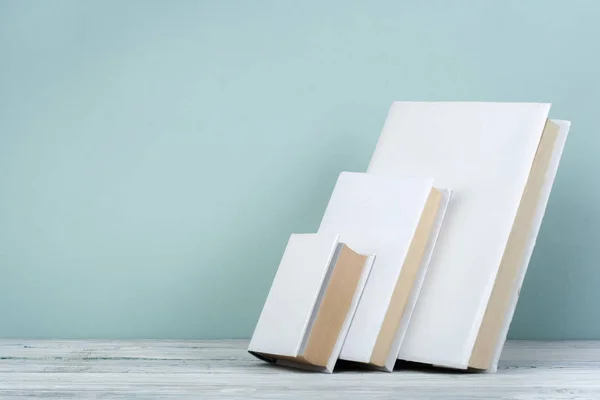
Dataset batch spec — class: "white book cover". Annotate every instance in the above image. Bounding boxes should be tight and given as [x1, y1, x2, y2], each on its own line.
[367, 101, 562, 370]
[248, 233, 374, 373]
[318, 172, 451, 371]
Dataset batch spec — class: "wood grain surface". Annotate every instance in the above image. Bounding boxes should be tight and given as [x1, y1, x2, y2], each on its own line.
[1, 340, 599, 399]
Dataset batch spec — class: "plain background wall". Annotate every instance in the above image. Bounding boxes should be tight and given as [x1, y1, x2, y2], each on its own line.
[1, 0, 599, 339]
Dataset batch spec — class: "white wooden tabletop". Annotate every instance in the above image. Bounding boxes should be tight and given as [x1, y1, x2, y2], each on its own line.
[1, 339, 599, 399]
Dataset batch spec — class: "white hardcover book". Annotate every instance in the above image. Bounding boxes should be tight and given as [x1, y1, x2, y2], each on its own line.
[248, 233, 374, 373]
[318, 172, 451, 371]
[368, 101, 569, 371]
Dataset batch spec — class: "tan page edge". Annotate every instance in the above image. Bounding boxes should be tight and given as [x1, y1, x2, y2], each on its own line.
[300, 245, 367, 367]
[369, 188, 443, 367]
[468, 120, 560, 369]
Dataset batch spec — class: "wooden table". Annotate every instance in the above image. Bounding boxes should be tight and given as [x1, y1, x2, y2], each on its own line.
[1, 340, 599, 399]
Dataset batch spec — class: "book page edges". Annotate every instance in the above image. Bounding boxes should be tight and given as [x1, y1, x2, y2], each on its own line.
[368, 187, 443, 369]
[468, 120, 560, 370]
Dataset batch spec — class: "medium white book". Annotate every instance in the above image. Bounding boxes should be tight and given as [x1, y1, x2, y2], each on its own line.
[248, 233, 374, 373]
[318, 172, 451, 371]
[367, 101, 570, 371]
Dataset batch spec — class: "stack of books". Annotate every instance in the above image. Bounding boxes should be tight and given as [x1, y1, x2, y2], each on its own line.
[248, 102, 571, 373]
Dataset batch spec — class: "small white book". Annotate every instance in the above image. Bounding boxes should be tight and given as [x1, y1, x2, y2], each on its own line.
[248, 233, 374, 373]
[318, 172, 451, 371]
[368, 101, 570, 371]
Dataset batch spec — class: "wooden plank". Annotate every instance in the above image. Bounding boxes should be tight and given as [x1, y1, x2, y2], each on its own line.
[0, 340, 599, 399]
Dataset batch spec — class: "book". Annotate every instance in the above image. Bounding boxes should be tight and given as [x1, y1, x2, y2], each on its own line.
[318, 172, 451, 371]
[368, 101, 570, 371]
[248, 233, 374, 373]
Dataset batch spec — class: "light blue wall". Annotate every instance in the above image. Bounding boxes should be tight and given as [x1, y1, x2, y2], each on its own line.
[1, 0, 598, 339]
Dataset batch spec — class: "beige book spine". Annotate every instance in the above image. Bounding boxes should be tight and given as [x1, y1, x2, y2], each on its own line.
[369, 188, 443, 367]
[469, 120, 560, 370]
[301, 245, 367, 366]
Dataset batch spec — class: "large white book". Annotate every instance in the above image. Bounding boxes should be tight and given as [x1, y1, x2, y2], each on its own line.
[318, 172, 451, 371]
[248, 233, 374, 373]
[368, 102, 570, 371]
